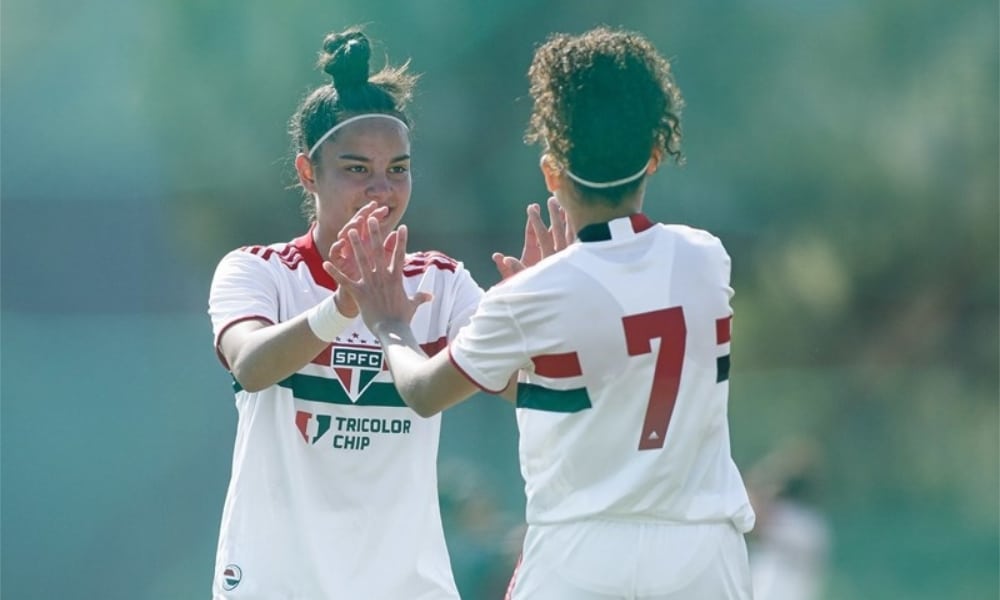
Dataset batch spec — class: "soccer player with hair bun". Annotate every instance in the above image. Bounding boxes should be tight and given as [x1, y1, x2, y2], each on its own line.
[328, 27, 756, 600]
[207, 27, 481, 599]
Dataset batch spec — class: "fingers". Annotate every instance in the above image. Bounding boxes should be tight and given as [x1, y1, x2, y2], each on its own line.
[546, 196, 568, 252]
[503, 256, 527, 275]
[518, 204, 541, 267]
[412, 291, 433, 309]
[546, 196, 576, 250]
[360, 216, 390, 275]
[383, 228, 398, 254]
[325, 238, 356, 276]
[346, 228, 375, 273]
[342, 218, 409, 283]
[327, 218, 430, 331]
[526, 198, 573, 259]
[330, 202, 391, 269]
[322, 255, 358, 292]
[389, 225, 408, 272]
[330, 202, 382, 263]
[337, 201, 390, 246]
[522, 204, 538, 251]
[365, 217, 383, 260]
[518, 198, 575, 268]
[493, 252, 515, 280]
[493, 252, 528, 280]
[355, 201, 389, 224]
[527, 203, 553, 257]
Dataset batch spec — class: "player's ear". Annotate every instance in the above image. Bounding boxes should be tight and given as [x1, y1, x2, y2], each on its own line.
[539, 153, 561, 193]
[295, 153, 318, 194]
[646, 148, 663, 176]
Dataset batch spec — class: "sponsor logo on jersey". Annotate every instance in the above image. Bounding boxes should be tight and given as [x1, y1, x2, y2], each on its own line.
[295, 410, 412, 450]
[221, 564, 242, 590]
[295, 411, 332, 444]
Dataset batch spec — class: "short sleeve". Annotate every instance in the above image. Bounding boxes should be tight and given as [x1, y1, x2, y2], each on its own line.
[715, 236, 734, 302]
[445, 265, 485, 340]
[448, 289, 529, 393]
[208, 250, 279, 353]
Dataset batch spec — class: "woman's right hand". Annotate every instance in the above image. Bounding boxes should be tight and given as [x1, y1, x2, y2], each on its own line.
[329, 202, 393, 316]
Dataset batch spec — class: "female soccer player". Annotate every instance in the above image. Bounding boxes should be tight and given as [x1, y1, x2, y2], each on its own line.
[327, 27, 756, 600]
[207, 27, 481, 599]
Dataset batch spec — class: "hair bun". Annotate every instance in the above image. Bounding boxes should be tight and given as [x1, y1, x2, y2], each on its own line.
[319, 30, 371, 90]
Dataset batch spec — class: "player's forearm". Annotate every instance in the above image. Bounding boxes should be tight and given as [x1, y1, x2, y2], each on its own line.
[231, 292, 357, 392]
[229, 316, 331, 392]
[370, 320, 447, 417]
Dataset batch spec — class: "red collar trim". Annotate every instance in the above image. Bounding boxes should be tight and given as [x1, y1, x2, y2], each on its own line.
[293, 225, 338, 290]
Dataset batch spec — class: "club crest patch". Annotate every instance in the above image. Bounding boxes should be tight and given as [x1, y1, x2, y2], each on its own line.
[329, 343, 385, 402]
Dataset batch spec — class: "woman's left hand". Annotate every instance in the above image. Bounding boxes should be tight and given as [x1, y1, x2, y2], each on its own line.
[326, 202, 393, 316]
[493, 196, 575, 280]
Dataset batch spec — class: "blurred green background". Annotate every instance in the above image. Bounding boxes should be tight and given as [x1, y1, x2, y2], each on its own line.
[2, 0, 997, 598]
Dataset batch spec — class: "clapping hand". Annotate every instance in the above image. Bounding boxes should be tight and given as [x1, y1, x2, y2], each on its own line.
[492, 196, 576, 280]
[327, 202, 394, 316]
[323, 217, 431, 333]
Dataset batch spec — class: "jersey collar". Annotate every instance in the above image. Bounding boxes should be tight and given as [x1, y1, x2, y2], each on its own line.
[293, 225, 338, 290]
[576, 213, 655, 243]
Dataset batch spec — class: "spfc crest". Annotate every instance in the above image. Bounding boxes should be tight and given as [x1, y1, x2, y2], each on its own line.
[330, 343, 385, 402]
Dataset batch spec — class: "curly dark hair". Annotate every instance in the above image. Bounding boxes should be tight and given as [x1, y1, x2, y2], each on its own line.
[525, 27, 683, 198]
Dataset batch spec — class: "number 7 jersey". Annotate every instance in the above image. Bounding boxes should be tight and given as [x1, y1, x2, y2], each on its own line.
[449, 213, 755, 531]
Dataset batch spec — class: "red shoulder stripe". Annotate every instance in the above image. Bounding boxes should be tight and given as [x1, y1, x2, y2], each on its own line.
[242, 245, 275, 261]
[238, 244, 304, 271]
[404, 251, 458, 275]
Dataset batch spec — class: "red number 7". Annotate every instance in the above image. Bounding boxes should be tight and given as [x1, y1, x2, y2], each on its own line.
[623, 307, 686, 450]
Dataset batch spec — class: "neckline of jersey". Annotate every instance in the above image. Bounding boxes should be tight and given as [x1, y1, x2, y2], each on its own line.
[576, 213, 654, 243]
[293, 225, 339, 290]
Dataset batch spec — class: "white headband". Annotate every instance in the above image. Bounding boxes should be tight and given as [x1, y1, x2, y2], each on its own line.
[564, 162, 649, 189]
[307, 114, 409, 159]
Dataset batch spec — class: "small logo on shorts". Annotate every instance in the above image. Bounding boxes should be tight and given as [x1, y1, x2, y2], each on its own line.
[222, 564, 242, 590]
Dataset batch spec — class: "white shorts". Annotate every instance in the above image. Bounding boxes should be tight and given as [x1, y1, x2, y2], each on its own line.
[506, 519, 753, 600]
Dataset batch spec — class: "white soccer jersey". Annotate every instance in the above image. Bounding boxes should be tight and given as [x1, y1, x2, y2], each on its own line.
[208, 227, 482, 599]
[450, 213, 755, 531]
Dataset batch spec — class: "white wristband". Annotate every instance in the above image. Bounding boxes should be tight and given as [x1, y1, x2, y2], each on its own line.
[306, 296, 353, 342]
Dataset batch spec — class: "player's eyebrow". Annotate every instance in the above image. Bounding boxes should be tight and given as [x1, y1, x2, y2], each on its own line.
[338, 154, 411, 163]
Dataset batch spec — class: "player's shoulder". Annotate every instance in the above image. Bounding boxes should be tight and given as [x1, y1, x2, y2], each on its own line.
[661, 224, 730, 264]
[488, 250, 577, 298]
[219, 240, 305, 271]
[660, 223, 723, 246]
[403, 250, 463, 276]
